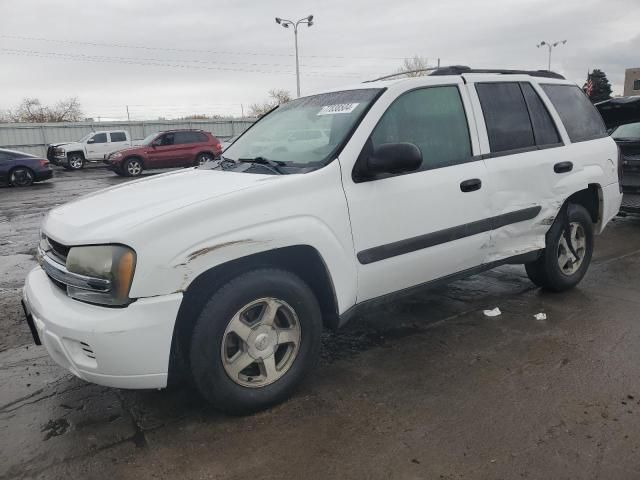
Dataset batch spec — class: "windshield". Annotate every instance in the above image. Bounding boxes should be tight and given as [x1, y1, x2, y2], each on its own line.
[141, 133, 159, 145]
[224, 88, 382, 166]
[612, 122, 640, 140]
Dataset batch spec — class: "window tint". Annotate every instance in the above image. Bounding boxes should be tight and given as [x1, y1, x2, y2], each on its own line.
[634, 79, 640, 91]
[110, 132, 127, 142]
[541, 84, 607, 143]
[160, 133, 175, 146]
[476, 83, 534, 153]
[520, 83, 561, 146]
[173, 132, 191, 144]
[92, 133, 108, 144]
[0, 151, 8, 161]
[369, 86, 472, 171]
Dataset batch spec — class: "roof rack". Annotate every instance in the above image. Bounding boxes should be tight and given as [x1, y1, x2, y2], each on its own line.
[364, 65, 565, 83]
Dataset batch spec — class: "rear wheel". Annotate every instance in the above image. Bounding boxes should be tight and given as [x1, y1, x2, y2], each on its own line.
[189, 268, 322, 414]
[525, 204, 593, 292]
[123, 157, 143, 177]
[66, 153, 85, 170]
[195, 153, 214, 167]
[9, 167, 34, 187]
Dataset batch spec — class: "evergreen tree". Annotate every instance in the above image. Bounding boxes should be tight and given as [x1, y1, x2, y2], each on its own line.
[586, 69, 612, 103]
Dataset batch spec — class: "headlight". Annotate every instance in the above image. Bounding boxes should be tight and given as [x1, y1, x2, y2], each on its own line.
[65, 245, 136, 306]
[55, 148, 66, 155]
[111, 152, 123, 159]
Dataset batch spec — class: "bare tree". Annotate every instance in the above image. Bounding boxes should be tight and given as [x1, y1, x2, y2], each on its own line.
[249, 89, 292, 117]
[395, 56, 431, 77]
[5, 97, 82, 123]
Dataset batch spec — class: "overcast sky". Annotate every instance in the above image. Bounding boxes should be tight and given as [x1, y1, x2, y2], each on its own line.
[1, 0, 638, 120]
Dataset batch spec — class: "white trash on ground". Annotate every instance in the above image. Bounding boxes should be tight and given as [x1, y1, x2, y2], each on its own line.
[533, 312, 547, 320]
[483, 307, 502, 317]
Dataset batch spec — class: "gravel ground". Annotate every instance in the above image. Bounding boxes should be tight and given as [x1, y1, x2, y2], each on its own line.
[2, 165, 640, 479]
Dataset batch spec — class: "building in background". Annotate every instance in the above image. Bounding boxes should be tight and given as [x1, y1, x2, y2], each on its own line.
[624, 68, 640, 96]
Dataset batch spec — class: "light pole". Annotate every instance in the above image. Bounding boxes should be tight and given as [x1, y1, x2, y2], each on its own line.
[537, 40, 567, 71]
[275, 14, 314, 98]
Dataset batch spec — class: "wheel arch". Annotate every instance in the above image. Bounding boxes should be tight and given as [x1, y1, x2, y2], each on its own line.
[565, 183, 602, 229]
[66, 150, 85, 160]
[167, 244, 339, 385]
[123, 155, 145, 168]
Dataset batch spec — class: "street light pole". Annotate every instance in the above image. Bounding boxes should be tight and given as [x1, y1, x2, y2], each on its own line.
[275, 15, 314, 98]
[536, 40, 567, 71]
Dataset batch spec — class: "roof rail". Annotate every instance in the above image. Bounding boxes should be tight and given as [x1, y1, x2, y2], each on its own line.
[363, 65, 565, 83]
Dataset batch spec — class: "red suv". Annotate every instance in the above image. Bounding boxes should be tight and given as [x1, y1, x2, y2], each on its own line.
[105, 129, 222, 177]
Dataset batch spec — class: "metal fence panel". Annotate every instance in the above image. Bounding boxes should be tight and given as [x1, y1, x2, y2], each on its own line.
[0, 119, 255, 157]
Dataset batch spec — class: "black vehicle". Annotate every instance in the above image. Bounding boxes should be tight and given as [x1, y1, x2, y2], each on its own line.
[596, 97, 640, 214]
[0, 148, 53, 187]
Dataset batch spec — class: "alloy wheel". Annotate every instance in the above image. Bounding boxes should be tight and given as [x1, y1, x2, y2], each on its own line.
[127, 160, 142, 176]
[10, 168, 34, 187]
[221, 297, 301, 388]
[557, 222, 586, 275]
[68, 155, 83, 169]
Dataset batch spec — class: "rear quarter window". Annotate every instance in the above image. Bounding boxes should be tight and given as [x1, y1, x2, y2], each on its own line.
[541, 84, 607, 143]
[110, 132, 127, 142]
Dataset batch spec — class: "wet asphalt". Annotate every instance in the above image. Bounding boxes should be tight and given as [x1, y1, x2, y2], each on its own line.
[2, 166, 640, 479]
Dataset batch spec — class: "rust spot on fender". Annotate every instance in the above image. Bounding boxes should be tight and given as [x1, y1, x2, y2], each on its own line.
[186, 239, 256, 262]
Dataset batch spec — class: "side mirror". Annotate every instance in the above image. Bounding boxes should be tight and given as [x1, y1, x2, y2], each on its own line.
[87, 138, 95, 144]
[151, 139, 161, 147]
[366, 142, 422, 176]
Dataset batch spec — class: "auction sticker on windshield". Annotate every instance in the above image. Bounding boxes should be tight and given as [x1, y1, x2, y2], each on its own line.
[317, 103, 360, 115]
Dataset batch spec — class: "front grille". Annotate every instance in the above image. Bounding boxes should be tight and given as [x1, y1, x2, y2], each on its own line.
[46, 146, 56, 162]
[47, 237, 70, 263]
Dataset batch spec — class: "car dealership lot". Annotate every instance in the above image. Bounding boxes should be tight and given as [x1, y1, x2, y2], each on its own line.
[2, 167, 640, 479]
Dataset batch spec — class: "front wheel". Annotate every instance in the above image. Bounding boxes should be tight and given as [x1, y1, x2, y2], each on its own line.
[123, 157, 143, 177]
[189, 269, 322, 414]
[525, 203, 594, 292]
[66, 153, 85, 170]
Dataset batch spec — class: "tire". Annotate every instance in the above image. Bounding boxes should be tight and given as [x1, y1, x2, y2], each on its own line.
[123, 157, 143, 177]
[195, 152, 214, 167]
[112, 165, 125, 176]
[525, 203, 594, 292]
[9, 167, 35, 187]
[189, 268, 322, 414]
[67, 153, 85, 170]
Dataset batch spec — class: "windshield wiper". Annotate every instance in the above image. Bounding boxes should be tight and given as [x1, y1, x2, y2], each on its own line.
[238, 156, 287, 174]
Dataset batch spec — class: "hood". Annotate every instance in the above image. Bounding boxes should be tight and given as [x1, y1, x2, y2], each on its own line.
[44, 169, 277, 244]
[49, 142, 71, 148]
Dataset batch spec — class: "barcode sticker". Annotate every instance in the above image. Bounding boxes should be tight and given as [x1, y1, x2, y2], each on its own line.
[317, 103, 360, 115]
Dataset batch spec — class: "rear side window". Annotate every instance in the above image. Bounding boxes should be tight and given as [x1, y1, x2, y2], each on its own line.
[174, 131, 206, 144]
[475, 83, 534, 153]
[110, 132, 127, 142]
[520, 83, 561, 146]
[370, 85, 472, 171]
[92, 133, 108, 144]
[541, 84, 607, 143]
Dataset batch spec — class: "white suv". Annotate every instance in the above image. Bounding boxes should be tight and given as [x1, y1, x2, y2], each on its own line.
[23, 67, 622, 414]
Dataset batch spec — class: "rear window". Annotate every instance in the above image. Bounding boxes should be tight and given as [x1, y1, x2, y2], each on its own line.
[541, 84, 607, 143]
[110, 132, 127, 142]
[475, 82, 535, 153]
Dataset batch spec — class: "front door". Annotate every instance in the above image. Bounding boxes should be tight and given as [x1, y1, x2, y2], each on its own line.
[85, 133, 110, 160]
[146, 132, 177, 168]
[341, 83, 492, 302]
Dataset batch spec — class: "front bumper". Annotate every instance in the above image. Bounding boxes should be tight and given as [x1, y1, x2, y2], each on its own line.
[22, 267, 182, 389]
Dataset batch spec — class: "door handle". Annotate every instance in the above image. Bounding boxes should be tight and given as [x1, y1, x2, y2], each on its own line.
[554, 161, 573, 173]
[460, 178, 482, 192]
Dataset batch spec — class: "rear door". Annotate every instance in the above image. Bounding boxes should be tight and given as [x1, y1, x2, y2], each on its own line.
[109, 131, 130, 152]
[341, 81, 492, 302]
[466, 78, 568, 262]
[171, 131, 198, 166]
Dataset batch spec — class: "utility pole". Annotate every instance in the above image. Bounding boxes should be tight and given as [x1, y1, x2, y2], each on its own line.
[275, 15, 314, 98]
[126, 105, 130, 122]
[536, 40, 567, 71]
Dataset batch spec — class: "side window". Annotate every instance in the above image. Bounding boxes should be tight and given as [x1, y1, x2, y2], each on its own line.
[541, 84, 607, 143]
[173, 132, 189, 144]
[91, 133, 108, 144]
[110, 132, 127, 142]
[369, 86, 472, 171]
[160, 133, 175, 146]
[634, 79, 640, 91]
[475, 83, 534, 153]
[520, 83, 561, 146]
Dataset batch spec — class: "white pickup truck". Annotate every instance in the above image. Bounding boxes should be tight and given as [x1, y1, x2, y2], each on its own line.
[25, 67, 622, 414]
[47, 130, 131, 170]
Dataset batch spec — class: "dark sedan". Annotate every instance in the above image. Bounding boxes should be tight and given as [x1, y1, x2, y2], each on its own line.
[0, 148, 53, 187]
